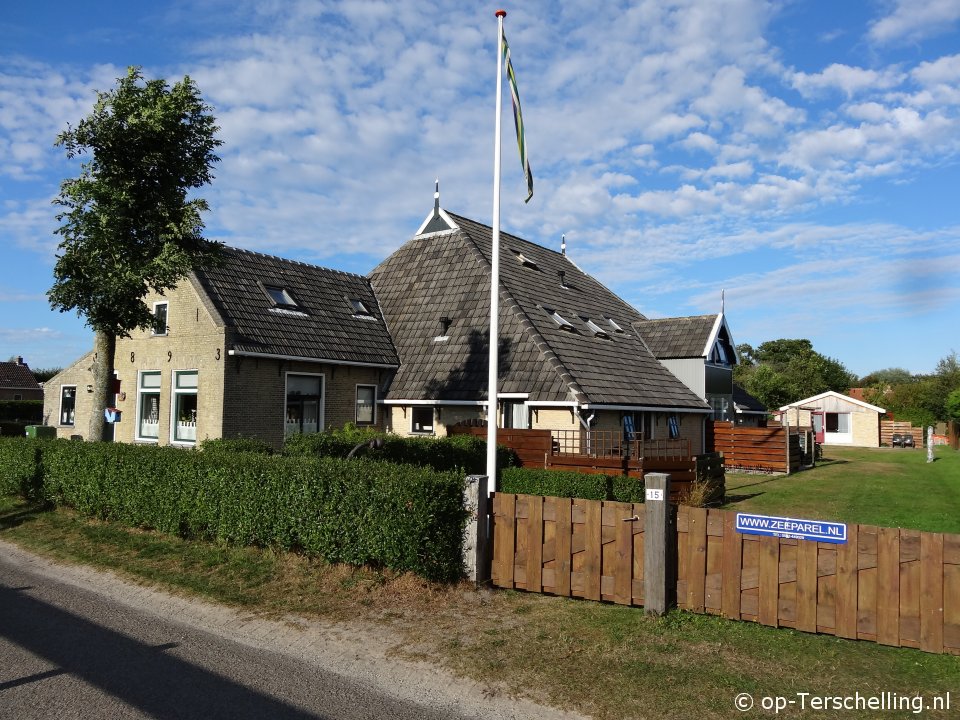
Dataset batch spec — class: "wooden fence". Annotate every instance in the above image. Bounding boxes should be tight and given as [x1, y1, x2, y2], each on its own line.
[490, 493, 959, 655]
[708, 421, 804, 473]
[880, 420, 924, 448]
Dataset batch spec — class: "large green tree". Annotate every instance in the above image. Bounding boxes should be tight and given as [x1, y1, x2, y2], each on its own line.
[734, 338, 855, 410]
[49, 67, 223, 441]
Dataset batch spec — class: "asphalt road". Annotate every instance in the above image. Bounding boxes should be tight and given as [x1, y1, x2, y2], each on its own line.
[0, 543, 579, 720]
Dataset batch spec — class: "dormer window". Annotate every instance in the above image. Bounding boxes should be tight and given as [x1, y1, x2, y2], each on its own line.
[581, 317, 610, 339]
[264, 285, 297, 308]
[605, 317, 625, 334]
[543, 306, 575, 332]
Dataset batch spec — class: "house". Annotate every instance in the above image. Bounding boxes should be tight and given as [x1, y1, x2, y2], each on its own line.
[778, 390, 886, 447]
[731, 383, 768, 427]
[0, 357, 43, 402]
[369, 204, 711, 452]
[44, 247, 399, 447]
[633, 314, 739, 421]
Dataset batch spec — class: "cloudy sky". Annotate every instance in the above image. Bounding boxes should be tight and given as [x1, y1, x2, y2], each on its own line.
[2, 0, 959, 377]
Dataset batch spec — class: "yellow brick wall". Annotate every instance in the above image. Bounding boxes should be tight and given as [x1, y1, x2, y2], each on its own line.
[43, 355, 95, 439]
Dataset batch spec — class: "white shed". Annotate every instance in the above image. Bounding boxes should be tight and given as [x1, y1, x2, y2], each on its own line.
[779, 391, 886, 448]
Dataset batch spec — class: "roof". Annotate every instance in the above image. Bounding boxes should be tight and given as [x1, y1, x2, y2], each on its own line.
[0, 361, 41, 391]
[732, 383, 767, 413]
[369, 211, 709, 411]
[192, 247, 399, 368]
[779, 390, 886, 414]
[635, 313, 738, 363]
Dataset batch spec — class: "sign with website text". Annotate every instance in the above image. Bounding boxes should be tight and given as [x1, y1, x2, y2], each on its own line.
[736, 513, 847, 544]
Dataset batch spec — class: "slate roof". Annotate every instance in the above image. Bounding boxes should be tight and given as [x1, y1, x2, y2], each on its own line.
[0, 361, 41, 391]
[369, 211, 708, 410]
[733, 383, 767, 413]
[634, 314, 720, 359]
[192, 247, 399, 367]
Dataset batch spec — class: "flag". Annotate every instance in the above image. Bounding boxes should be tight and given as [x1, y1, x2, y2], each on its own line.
[501, 32, 533, 203]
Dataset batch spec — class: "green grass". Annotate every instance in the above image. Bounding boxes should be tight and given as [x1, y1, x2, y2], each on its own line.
[2, 493, 958, 720]
[723, 445, 960, 533]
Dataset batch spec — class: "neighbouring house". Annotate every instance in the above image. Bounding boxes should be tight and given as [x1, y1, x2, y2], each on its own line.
[732, 383, 768, 427]
[369, 203, 711, 452]
[778, 390, 886, 447]
[633, 313, 739, 421]
[0, 357, 43, 402]
[44, 247, 399, 447]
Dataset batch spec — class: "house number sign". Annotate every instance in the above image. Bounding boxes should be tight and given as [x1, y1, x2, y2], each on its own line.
[645, 488, 664, 502]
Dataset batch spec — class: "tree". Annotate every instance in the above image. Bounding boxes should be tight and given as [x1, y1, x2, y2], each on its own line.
[945, 388, 960, 425]
[48, 67, 223, 441]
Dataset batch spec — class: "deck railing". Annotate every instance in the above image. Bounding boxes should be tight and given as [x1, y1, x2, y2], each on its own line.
[550, 429, 690, 460]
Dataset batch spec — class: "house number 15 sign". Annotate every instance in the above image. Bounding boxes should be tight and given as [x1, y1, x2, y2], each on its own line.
[646, 488, 664, 502]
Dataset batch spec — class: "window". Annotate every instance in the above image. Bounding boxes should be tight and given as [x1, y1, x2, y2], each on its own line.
[137, 371, 161, 441]
[543, 306, 575, 331]
[356, 385, 376, 425]
[825, 412, 850, 434]
[286, 374, 324, 437]
[411, 406, 434, 434]
[59, 386, 76, 426]
[580, 317, 610, 339]
[152, 302, 168, 335]
[502, 401, 529, 429]
[605, 317, 625, 334]
[171, 371, 198, 443]
[513, 250, 539, 270]
[348, 298, 372, 316]
[264, 285, 297, 308]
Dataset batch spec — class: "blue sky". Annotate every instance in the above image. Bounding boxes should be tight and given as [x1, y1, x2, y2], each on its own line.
[2, 0, 959, 378]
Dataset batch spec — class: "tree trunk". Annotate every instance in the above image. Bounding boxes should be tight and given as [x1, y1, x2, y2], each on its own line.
[87, 329, 117, 442]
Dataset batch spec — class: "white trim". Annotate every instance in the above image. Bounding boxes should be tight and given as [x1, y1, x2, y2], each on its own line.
[285, 371, 325, 437]
[383, 399, 487, 406]
[414, 207, 460, 236]
[580, 403, 711, 414]
[497, 392, 529, 399]
[228, 349, 397, 369]
[702, 313, 739, 365]
[779, 390, 885, 414]
[58, 384, 77, 427]
[525, 400, 579, 408]
[355, 384, 377, 426]
[135, 370, 162, 443]
[169, 369, 199, 445]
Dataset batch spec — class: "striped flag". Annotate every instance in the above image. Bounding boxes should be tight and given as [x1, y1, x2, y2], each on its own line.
[501, 32, 533, 203]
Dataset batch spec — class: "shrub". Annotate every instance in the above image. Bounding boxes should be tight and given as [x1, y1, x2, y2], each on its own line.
[500, 466, 645, 503]
[0, 400, 43, 423]
[34, 439, 469, 582]
[0, 436, 43, 499]
[199, 437, 275, 456]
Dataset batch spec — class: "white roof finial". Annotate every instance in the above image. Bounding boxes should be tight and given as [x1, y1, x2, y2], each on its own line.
[561, 233, 566, 256]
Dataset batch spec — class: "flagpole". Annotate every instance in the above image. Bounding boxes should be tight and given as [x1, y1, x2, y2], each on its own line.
[486, 9, 506, 491]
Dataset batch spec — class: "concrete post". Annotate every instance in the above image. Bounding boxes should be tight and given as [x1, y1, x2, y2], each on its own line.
[927, 426, 934, 463]
[464, 475, 491, 586]
[643, 472, 671, 616]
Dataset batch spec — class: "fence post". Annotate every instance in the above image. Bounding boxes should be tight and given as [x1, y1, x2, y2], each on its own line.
[927, 426, 934, 463]
[464, 474, 491, 586]
[644, 472, 671, 615]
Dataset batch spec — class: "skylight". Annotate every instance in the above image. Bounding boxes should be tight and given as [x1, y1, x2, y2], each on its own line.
[605, 317, 625, 333]
[581, 317, 610, 339]
[264, 285, 297, 307]
[349, 298, 371, 315]
[543, 306, 575, 331]
[514, 251, 539, 270]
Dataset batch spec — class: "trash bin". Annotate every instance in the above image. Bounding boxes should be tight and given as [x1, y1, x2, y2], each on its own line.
[25, 425, 56, 439]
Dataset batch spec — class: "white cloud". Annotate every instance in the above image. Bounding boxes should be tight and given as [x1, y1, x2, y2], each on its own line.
[790, 63, 905, 98]
[869, 0, 960, 44]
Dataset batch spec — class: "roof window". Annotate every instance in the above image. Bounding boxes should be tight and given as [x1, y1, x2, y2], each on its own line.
[347, 297, 377, 320]
[543, 306, 575, 332]
[263, 284, 298, 308]
[513, 250, 539, 270]
[605, 317, 625, 334]
[581, 317, 610, 339]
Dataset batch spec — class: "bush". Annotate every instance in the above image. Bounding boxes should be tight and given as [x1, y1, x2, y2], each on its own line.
[500, 466, 645, 503]
[0, 400, 43, 423]
[199, 437, 275, 456]
[0, 436, 43, 499]
[0, 422, 28, 437]
[34, 440, 469, 582]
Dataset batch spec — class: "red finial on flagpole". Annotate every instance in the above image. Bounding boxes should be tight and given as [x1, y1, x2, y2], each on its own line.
[495, 10, 506, 17]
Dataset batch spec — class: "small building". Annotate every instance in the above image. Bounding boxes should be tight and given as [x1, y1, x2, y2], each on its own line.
[778, 390, 886, 447]
[0, 357, 43, 402]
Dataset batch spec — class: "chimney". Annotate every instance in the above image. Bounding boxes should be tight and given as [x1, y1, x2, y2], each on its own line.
[16, 356, 25, 366]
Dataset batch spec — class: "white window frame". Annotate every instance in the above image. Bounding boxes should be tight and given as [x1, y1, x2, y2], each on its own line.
[285, 372, 325, 437]
[170, 369, 199, 445]
[410, 406, 435, 434]
[58, 385, 77, 427]
[355, 384, 377, 425]
[136, 370, 162, 443]
[152, 301, 169, 336]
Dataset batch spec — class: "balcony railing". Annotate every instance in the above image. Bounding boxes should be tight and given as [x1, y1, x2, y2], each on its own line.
[550, 429, 690, 460]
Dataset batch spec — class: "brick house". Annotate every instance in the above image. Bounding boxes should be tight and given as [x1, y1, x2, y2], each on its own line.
[369, 204, 711, 453]
[0, 357, 43, 402]
[44, 248, 399, 447]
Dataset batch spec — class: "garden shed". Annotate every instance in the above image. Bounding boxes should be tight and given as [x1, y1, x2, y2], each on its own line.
[778, 391, 885, 448]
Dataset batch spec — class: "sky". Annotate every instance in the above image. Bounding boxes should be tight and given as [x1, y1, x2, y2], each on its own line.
[2, 0, 959, 379]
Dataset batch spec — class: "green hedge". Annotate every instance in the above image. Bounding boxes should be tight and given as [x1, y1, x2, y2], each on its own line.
[283, 425, 516, 474]
[0, 437, 43, 499]
[0, 400, 43, 423]
[500, 466, 646, 503]
[10, 439, 469, 582]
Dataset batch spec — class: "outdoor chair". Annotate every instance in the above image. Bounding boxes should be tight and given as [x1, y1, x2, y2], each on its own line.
[892, 433, 904, 448]
[903, 434, 915, 448]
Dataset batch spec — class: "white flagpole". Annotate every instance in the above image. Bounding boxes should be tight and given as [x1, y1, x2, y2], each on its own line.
[486, 9, 506, 491]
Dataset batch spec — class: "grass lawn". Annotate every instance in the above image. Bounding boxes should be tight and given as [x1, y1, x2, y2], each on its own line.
[722, 445, 960, 534]
[2, 494, 959, 720]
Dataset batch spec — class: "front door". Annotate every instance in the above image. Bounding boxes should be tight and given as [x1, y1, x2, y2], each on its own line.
[811, 412, 824, 443]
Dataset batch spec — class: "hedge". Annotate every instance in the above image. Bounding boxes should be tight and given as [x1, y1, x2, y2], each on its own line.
[0, 399, 43, 423]
[8, 439, 470, 582]
[283, 425, 516, 474]
[500, 466, 646, 503]
[0, 437, 43, 499]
